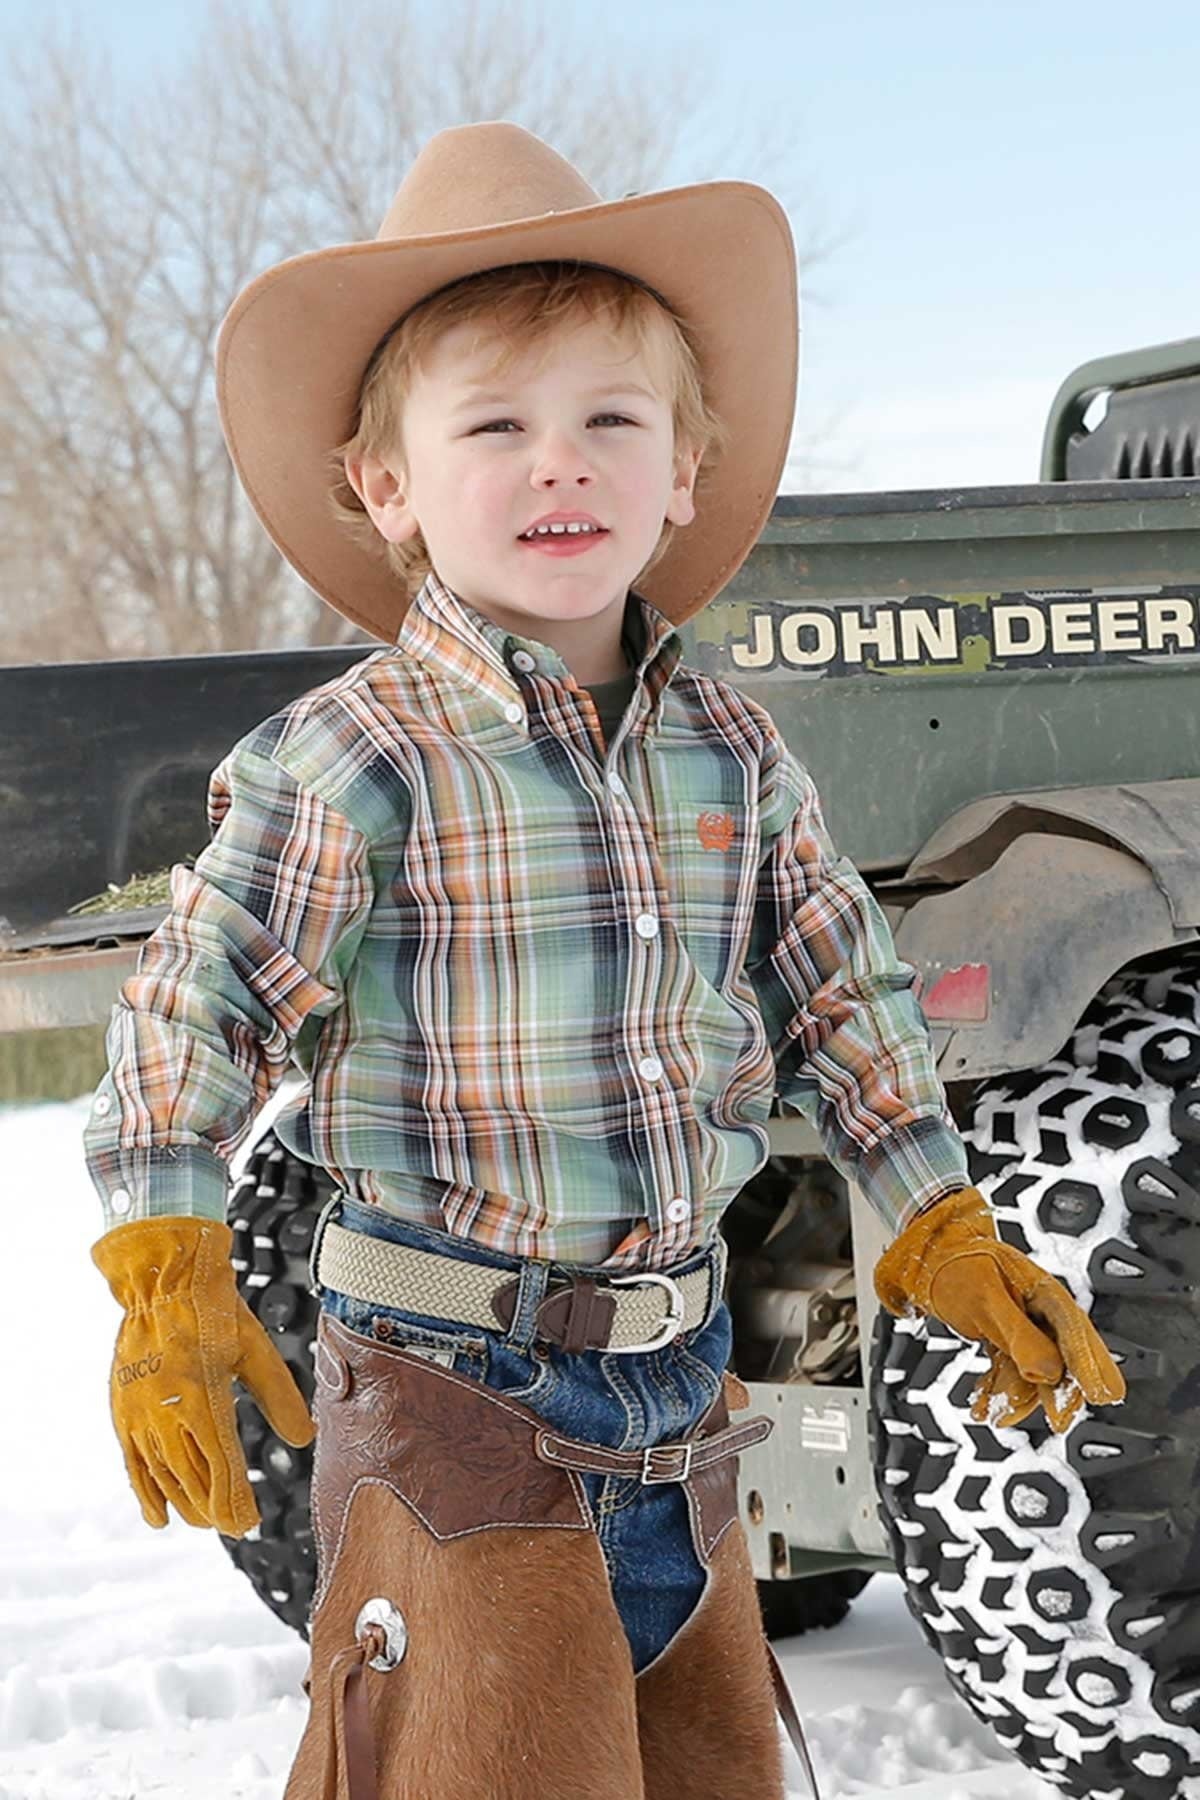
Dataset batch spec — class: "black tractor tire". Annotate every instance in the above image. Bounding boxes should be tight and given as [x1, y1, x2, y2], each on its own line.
[222, 1137, 871, 1645]
[870, 958, 1200, 1798]
[221, 1138, 331, 1640]
[757, 1569, 872, 1641]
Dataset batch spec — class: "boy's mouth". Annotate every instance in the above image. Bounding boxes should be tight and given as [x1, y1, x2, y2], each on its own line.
[517, 526, 610, 558]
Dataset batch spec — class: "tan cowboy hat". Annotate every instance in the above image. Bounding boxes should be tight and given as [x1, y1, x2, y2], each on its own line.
[215, 120, 799, 643]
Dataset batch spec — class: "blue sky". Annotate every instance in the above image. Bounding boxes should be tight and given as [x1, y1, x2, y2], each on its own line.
[3, 0, 1197, 494]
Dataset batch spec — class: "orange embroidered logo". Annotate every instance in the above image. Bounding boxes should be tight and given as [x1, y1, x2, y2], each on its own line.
[696, 811, 736, 852]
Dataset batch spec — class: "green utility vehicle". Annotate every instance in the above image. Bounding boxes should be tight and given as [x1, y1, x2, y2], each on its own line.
[4, 337, 1200, 1799]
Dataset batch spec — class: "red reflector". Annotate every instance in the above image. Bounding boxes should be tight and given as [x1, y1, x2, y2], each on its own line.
[922, 961, 990, 1022]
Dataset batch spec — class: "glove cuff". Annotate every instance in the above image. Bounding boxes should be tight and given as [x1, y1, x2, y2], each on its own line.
[91, 1215, 235, 1314]
[873, 1185, 996, 1317]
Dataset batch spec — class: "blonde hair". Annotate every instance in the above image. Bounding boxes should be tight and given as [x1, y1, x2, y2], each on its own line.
[329, 260, 730, 605]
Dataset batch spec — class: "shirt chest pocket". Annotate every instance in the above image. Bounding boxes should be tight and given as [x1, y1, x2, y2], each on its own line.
[665, 804, 758, 986]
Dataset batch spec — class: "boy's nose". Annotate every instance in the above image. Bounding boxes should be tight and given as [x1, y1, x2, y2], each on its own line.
[529, 432, 598, 484]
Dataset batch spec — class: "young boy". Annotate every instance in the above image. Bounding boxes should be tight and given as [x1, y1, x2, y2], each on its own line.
[84, 122, 1124, 1800]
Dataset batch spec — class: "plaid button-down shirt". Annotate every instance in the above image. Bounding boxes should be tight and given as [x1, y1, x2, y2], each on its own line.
[83, 570, 968, 1269]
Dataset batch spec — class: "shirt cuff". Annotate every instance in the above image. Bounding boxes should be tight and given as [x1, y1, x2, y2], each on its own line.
[856, 1116, 971, 1237]
[85, 1144, 230, 1233]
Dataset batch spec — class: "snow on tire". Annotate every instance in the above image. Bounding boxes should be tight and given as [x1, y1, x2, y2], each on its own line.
[870, 959, 1200, 1798]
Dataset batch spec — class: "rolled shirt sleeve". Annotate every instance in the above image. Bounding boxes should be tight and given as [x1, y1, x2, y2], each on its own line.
[82, 724, 373, 1230]
[745, 718, 969, 1235]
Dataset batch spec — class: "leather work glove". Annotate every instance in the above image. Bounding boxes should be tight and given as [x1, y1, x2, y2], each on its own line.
[874, 1187, 1126, 1432]
[92, 1215, 315, 1535]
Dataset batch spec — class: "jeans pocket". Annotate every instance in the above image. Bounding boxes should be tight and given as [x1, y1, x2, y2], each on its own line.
[669, 1342, 724, 1420]
[482, 1333, 556, 1406]
[663, 1297, 732, 1421]
[319, 1290, 490, 1381]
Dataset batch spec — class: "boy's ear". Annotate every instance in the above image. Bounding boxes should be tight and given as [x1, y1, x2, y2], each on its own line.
[343, 450, 421, 545]
[665, 441, 703, 529]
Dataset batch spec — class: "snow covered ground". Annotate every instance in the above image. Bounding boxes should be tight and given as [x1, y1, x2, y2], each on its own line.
[0, 1096, 1056, 1798]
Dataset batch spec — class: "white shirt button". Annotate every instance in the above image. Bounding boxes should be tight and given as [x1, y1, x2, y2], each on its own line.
[511, 650, 536, 673]
[666, 1198, 689, 1224]
[634, 913, 659, 939]
[110, 1188, 132, 1216]
[606, 771, 626, 797]
[93, 1094, 112, 1116]
[504, 702, 524, 725]
[638, 1056, 664, 1082]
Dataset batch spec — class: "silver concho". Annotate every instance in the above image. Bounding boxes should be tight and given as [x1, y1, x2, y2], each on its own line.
[354, 1595, 409, 1671]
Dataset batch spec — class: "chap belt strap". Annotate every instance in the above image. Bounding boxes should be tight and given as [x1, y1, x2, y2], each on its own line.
[534, 1415, 774, 1484]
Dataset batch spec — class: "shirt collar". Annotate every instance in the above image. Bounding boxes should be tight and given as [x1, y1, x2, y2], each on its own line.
[394, 568, 683, 732]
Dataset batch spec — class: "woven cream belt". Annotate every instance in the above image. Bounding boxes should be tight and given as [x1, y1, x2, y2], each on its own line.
[312, 1215, 727, 1355]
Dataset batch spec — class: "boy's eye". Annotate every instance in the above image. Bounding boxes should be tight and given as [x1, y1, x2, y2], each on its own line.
[472, 414, 635, 434]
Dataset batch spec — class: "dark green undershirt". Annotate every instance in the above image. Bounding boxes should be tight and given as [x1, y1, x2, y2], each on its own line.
[580, 595, 643, 747]
[583, 668, 638, 747]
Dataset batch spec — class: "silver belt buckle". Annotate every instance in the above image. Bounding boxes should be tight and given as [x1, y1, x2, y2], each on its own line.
[607, 1271, 686, 1354]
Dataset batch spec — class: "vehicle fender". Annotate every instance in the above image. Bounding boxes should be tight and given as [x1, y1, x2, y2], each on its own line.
[900, 778, 1200, 928]
[892, 825, 1199, 1083]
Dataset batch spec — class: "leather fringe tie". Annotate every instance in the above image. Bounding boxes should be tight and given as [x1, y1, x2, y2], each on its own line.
[317, 1620, 388, 1800]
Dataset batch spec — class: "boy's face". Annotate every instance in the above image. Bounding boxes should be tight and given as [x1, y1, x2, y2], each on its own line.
[346, 312, 701, 657]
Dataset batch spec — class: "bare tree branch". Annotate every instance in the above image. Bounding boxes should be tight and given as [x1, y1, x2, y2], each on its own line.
[0, 0, 841, 664]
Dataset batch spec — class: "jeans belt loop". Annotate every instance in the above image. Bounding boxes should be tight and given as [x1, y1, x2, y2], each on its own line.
[707, 1231, 728, 1326]
[510, 1255, 551, 1351]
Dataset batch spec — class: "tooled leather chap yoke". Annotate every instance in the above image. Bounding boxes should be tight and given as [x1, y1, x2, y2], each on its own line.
[310, 1311, 765, 1609]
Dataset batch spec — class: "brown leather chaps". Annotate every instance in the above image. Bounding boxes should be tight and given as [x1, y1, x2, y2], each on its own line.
[282, 1311, 792, 1800]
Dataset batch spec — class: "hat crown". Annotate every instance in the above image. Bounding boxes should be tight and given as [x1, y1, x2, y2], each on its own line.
[377, 122, 603, 243]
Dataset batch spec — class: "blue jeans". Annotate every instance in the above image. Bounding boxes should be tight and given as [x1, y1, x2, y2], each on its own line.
[317, 1195, 734, 1675]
